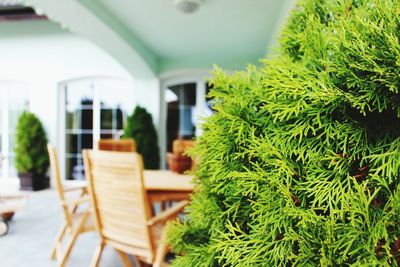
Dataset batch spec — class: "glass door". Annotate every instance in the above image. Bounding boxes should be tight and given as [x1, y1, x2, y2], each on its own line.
[161, 75, 212, 168]
[62, 77, 135, 180]
[166, 83, 197, 152]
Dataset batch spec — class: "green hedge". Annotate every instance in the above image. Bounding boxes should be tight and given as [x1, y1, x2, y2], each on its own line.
[168, 0, 400, 265]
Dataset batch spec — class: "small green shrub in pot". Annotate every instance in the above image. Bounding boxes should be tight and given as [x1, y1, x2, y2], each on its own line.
[15, 111, 50, 191]
[124, 106, 160, 169]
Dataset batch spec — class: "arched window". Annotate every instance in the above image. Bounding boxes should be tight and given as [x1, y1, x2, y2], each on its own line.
[59, 77, 135, 180]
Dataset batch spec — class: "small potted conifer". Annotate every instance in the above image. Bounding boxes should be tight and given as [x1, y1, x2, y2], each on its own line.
[124, 106, 160, 169]
[15, 112, 50, 191]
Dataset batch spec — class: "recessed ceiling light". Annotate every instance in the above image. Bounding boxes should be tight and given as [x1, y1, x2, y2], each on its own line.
[173, 0, 203, 14]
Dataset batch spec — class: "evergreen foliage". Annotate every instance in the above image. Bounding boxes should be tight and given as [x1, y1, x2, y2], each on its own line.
[168, 0, 400, 265]
[14, 112, 49, 175]
[124, 106, 160, 169]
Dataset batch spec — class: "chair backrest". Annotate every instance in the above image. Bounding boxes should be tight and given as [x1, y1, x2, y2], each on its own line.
[82, 150, 155, 260]
[172, 139, 195, 154]
[97, 139, 136, 152]
[47, 144, 73, 226]
[172, 139, 197, 171]
[47, 144, 66, 202]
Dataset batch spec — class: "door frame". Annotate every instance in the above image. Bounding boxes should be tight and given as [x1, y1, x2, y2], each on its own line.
[159, 70, 211, 169]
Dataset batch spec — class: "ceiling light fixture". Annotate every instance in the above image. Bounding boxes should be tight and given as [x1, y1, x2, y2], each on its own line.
[173, 0, 203, 14]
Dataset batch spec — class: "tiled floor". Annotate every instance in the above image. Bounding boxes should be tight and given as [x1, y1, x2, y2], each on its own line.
[0, 184, 124, 267]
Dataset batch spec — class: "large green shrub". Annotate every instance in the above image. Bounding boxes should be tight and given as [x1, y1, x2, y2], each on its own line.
[124, 106, 160, 169]
[168, 0, 400, 265]
[15, 112, 49, 175]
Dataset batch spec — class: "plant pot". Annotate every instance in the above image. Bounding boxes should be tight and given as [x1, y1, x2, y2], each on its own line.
[18, 172, 49, 191]
[167, 153, 192, 174]
[1, 212, 14, 221]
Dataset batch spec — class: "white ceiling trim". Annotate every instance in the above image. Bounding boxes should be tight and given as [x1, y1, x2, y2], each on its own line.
[22, 0, 157, 79]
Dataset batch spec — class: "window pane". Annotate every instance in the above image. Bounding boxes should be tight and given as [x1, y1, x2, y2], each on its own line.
[65, 78, 134, 180]
[65, 155, 85, 181]
[100, 108, 113, 129]
[66, 133, 93, 154]
[65, 132, 92, 181]
[166, 83, 197, 152]
[66, 106, 93, 130]
[0, 81, 29, 178]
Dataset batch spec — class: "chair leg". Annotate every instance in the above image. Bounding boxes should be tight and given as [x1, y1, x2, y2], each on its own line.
[116, 249, 134, 267]
[133, 256, 143, 267]
[72, 189, 88, 213]
[57, 228, 80, 267]
[90, 240, 105, 267]
[58, 213, 89, 267]
[154, 229, 169, 267]
[50, 223, 68, 260]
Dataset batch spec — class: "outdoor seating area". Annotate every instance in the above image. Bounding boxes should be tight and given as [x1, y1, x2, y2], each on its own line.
[1, 141, 194, 267]
[3, 0, 400, 266]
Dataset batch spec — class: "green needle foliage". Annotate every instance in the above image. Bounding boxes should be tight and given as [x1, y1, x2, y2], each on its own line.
[14, 111, 49, 175]
[168, 0, 400, 265]
[124, 106, 160, 169]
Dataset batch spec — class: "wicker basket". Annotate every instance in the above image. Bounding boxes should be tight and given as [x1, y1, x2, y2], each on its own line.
[167, 152, 192, 174]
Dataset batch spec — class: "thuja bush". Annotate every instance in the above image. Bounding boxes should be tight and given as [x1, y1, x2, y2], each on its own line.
[15, 111, 49, 175]
[124, 106, 160, 169]
[168, 0, 400, 265]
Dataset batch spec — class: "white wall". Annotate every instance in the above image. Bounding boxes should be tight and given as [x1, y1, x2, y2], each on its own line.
[0, 19, 160, 148]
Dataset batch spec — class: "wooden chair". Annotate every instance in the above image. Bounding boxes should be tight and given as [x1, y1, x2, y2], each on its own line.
[82, 149, 188, 267]
[47, 144, 95, 267]
[172, 139, 196, 155]
[172, 139, 197, 171]
[97, 138, 136, 152]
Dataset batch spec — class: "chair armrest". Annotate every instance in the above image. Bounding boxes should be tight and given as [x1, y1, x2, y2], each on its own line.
[62, 180, 88, 193]
[148, 200, 189, 226]
[61, 196, 90, 208]
[63, 185, 87, 193]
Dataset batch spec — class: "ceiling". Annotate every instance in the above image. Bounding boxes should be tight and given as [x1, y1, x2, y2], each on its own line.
[22, 0, 295, 79]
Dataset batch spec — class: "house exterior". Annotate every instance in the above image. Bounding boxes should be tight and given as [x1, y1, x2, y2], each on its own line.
[0, 0, 295, 181]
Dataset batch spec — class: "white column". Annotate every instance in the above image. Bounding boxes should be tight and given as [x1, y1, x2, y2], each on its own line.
[93, 82, 101, 145]
[2, 84, 9, 178]
[159, 80, 167, 169]
[195, 80, 206, 137]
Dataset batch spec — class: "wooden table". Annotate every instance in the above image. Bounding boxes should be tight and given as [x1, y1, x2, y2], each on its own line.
[67, 170, 195, 200]
[143, 170, 194, 205]
[143, 170, 194, 191]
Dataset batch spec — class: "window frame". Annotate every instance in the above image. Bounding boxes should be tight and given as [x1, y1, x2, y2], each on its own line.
[58, 76, 133, 180]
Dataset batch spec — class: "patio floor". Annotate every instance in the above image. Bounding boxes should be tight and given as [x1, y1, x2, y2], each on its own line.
[0, 187, 125, 267]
